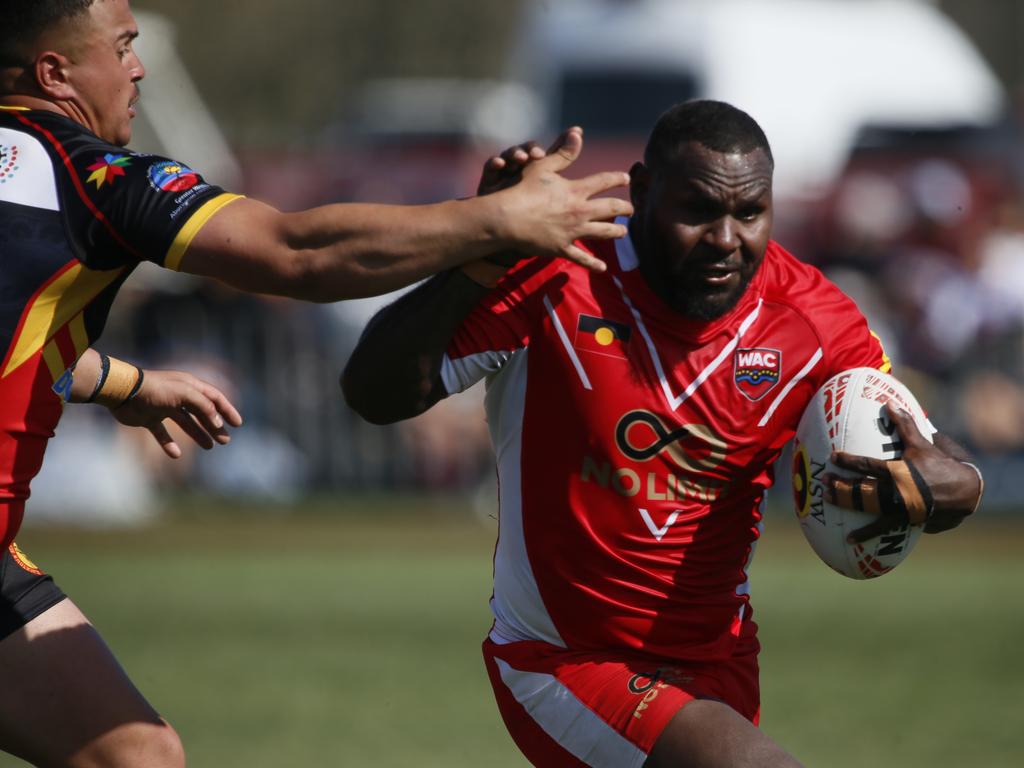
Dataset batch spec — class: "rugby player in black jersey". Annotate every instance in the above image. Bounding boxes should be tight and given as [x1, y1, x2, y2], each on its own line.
[0, 1, 632, 765]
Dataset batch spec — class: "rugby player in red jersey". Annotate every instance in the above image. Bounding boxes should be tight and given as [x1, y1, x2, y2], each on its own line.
[343, 101, 984, 767]
[0, 1, 632, 765]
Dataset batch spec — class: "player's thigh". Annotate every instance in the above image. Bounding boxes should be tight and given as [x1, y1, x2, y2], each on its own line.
[483, 638, 765, 768]
[0, 545, 183, 768]
[644, 699, 803, 768]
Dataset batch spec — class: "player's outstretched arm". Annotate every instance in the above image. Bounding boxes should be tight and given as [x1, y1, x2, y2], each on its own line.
[825, 403, 983, 541]
[69, 349, 243, 459]
[179, 128, 630, 301]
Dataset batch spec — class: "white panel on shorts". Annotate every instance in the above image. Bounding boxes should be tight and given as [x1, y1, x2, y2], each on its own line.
[0, 129, 59, 211]
[495, 658, 649, 768]
[484, 348, 565, 647]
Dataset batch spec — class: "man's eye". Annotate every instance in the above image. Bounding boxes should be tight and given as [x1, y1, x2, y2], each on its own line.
[737, 208, 762, 222]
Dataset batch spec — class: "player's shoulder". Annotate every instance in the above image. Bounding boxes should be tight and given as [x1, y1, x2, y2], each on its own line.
[760, 240, 863, 320]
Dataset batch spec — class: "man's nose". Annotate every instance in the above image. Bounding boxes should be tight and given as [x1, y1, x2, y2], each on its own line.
[705, 217, 739, 254]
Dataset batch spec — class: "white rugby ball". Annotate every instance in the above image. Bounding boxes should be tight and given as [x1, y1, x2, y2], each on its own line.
[792, 368, 932, 579]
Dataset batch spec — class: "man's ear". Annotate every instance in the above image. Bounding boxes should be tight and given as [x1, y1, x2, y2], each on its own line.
[34, 51, 74, 100]
[629, 161, 649, 214]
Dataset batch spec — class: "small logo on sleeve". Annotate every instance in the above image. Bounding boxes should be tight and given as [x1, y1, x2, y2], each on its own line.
[147, 160, 200, 192]
[733, 347, 782, 401]
[86, 153, 131, 189]
[8, 542, 43, 575]
[574, 314, 632, 359]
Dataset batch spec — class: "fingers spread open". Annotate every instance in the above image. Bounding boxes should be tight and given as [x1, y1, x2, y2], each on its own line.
[578, 170, 631, 198]
[171, 407, 215, 450]
[830, 450, 890, 476]
[542, 126, 583, 171]
[191, 380, 243, 429]
[886, 402, 929, 448]
[577, 221, 629, 242]
[847, 517, 900, 544]
[561, 243, 606, 272]
[148, 422, 182, 459]
[584, 195, 634, 222]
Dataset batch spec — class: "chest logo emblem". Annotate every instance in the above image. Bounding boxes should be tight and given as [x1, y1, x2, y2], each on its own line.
[734, 347, 782, 401]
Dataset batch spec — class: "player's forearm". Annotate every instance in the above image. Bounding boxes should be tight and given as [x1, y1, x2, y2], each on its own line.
[276, 197, 515, 302]
[342, 269, 491, 424]
[182, 195, 520, 303]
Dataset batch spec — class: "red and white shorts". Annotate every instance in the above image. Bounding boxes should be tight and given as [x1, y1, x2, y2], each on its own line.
[482, 636, 760, 768]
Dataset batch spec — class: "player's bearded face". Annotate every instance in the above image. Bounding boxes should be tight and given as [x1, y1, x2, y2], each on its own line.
[630, 144, 774, 321]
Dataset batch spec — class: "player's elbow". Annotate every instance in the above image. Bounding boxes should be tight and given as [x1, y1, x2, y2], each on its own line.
[340, 364, 399, 425]
[341, 359, 438, 425]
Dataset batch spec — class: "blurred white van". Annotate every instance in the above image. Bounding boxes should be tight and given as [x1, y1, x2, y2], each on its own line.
[501, 0, 1005, 198]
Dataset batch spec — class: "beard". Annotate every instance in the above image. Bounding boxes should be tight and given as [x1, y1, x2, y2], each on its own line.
[667, 267, 757, 320]
[634, 224, 761, 321]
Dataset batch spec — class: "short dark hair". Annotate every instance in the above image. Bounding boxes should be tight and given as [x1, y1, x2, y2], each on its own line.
[644, 100, 774, 171]
[0, 0, 95, 67]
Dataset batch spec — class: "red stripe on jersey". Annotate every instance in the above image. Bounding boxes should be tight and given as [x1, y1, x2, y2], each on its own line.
[11, 112, 143, 261]
[52, 326, 77, 369]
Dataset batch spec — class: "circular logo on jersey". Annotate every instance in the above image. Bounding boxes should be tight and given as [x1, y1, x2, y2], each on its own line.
[0, 144, 20, 184]
[147, 160, 200, 192]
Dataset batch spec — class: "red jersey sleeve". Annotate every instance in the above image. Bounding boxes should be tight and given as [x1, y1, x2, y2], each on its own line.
[441, 258, 565, 395]
[815, 284, 892, 378]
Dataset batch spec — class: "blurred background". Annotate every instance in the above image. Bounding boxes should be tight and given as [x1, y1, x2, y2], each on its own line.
[12, 1, 1024, 766]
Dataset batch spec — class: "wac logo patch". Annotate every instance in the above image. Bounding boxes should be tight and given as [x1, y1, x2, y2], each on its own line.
[733, 347, 782, 401]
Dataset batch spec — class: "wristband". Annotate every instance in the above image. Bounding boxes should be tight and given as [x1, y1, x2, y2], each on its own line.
[92, 356, 143, 408]
[84, 353, 111, 403]
[960, 461, 984, 515]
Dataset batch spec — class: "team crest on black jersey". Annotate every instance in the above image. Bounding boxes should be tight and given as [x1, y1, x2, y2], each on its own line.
[147, 160, 200, 192]
[733, 347, 782, 401]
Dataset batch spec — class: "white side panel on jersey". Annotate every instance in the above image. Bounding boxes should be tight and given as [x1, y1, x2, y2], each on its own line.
[484, 348, 565, 648]
[441, 349, 515, 395]
[495, 658, 649, 768]
[0, 129, 59, 211]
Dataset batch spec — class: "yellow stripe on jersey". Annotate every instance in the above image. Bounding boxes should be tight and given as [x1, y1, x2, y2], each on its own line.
[0, 106, 30, 111]
[869, 330, 892, 373]
[164, 193, 244, 271]
[2, 264, 125, 379]
[41, 340, 65, 383]
[68, 313, 90, 359]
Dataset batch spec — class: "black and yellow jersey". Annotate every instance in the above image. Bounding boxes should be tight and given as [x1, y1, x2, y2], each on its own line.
[0, 106, 240, 542]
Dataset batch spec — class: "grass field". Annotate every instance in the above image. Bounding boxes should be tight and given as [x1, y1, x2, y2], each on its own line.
[4, 497, 1023, 767]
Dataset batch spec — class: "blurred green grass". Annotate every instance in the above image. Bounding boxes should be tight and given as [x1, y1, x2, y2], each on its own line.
[3, 499, 1022, 767]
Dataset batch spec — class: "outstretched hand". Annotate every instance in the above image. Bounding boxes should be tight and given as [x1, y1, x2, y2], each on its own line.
[489, 127, 633, 271]
[824, 402, 982, 542]
[109, 369, 243, 459]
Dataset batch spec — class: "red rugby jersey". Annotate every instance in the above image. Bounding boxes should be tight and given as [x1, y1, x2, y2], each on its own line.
[441, 230, 888, 662]
[0, 107, 240, 545]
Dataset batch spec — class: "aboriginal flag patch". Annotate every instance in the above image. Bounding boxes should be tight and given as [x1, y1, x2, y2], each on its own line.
[574, 314, 632, 359]
[734, 347, 782, 401]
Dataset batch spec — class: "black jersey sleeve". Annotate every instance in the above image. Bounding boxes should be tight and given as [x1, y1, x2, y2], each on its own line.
[66, 136, 241, 271]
